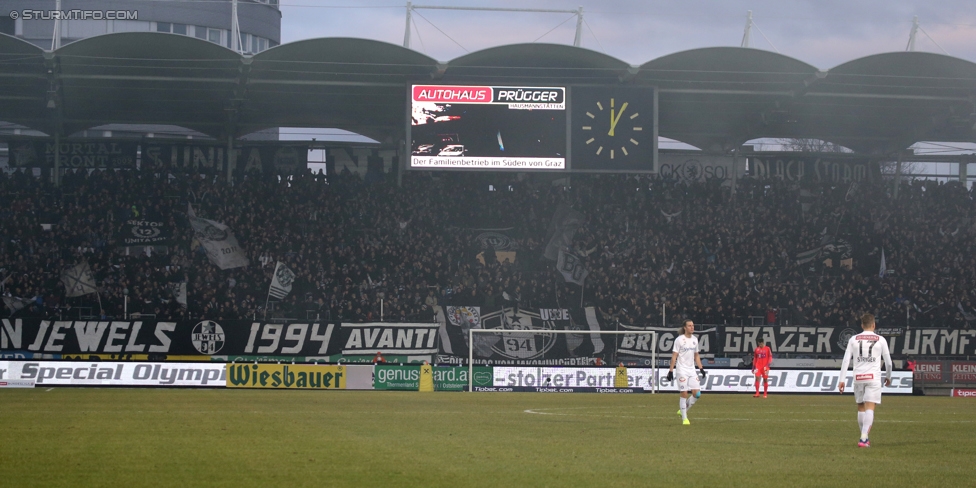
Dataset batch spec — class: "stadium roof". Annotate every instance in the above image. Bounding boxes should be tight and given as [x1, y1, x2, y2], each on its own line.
[2, 32, 975, 154]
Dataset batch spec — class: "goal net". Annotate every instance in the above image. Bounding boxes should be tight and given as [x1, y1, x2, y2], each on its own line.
[467, 329, 658, 392]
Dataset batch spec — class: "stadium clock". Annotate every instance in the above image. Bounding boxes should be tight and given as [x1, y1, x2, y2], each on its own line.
[570, 85, 657, 172]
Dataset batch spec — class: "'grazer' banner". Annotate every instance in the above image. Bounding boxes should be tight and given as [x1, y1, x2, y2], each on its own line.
[6, 140, 138, 168]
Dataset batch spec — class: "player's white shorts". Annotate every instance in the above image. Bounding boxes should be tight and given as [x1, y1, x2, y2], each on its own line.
[676, 369, 701, 392]
[853, 381, 882, 404]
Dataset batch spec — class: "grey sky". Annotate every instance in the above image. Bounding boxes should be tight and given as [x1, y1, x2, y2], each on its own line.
[279, 1, 976, 69]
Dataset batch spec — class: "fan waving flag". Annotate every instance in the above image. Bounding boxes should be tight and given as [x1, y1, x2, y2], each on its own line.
[188, 204, 250, 270]
[168, 282, 187, 308]
[879, 248, 887, 278]
[269, 261, 296, 299]
[61, 262, 97, 297]
[2, 296, 32, 314]
[556, 249, 589, 286]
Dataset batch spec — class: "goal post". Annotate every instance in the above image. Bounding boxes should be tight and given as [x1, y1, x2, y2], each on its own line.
[468, 328, 658, 392]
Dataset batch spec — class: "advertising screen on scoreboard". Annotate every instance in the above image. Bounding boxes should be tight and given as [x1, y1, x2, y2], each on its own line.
[408, 84, 567, 171]
[407, 84, 657, 173]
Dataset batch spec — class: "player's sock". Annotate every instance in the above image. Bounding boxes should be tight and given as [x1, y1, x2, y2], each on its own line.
[857, 411, 864, 432]
[763, 380, 768, 395]
[861, 410, 874, 440]
[687, 395, 697, 411]
[679, 397, 687, 420]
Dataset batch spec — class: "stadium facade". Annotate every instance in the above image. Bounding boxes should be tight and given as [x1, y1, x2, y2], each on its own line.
[1, 0, 280, 53]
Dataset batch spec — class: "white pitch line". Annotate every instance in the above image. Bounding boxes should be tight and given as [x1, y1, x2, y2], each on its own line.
[46, 388, 54, 392]
[522, 408, 976, 423]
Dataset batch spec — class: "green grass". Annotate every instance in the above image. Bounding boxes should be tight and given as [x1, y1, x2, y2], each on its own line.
[1, 389, 972, 487]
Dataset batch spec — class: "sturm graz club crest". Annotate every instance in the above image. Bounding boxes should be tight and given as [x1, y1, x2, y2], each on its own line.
[275, 265, 295, 288]
[837, 328, 857, 350]
[194, 222, 227, 241]
[474, 231, 518, 251]
[192, 320, 226, 354]
[480, 308, 556, 360]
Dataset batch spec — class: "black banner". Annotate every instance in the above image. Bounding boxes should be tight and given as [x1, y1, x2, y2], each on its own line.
[0, 319, 437, 357]
[140, 143, 308, 174]
[6, 317, 974, 359]
[748, 154, 880, 185]
[6, 140, 138, 168]
[616, 324, 719, 357]
[115, 220, 173, 246]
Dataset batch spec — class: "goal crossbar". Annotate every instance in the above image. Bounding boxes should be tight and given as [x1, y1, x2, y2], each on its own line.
[467, 329, 658, 392]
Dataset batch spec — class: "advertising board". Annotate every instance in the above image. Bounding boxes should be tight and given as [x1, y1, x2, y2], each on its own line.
[0, 360, 225, 387]
[225, 364, 345, 389]
[489, 367, 913, 394]
[374, 365, 493, 391]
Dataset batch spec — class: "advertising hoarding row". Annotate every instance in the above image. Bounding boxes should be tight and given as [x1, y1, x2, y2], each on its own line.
[0, 361, 913, 394]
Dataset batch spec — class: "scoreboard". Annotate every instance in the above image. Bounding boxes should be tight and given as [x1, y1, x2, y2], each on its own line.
[407, 84, 657, 173]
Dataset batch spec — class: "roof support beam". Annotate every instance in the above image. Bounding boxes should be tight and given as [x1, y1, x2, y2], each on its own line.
[43, 51, 64, 186]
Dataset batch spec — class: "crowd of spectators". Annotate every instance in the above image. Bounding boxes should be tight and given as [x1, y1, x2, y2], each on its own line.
[2, 163, 974, 330]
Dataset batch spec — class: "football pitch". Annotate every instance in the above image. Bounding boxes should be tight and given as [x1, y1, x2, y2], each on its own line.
[1, 389, 972, 487]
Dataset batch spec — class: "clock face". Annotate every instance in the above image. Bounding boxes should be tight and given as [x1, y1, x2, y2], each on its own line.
[580, 97, 643, 160]
[570, 86, 656, 172]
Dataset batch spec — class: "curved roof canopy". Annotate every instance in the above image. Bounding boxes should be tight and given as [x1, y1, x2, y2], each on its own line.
[1, 32, 974, 154]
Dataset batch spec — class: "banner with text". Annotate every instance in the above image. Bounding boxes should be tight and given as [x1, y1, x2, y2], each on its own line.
[116, 220, 173, 246]
[6, 140, 138, 168]
[141, 143, 308, 174]
[747, 154, 880, 185]
[0, 319, 438, 358]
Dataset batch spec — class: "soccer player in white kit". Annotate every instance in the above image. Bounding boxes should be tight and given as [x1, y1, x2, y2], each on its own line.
[838, 313, 893, 447]
[667, 320, 707, 425]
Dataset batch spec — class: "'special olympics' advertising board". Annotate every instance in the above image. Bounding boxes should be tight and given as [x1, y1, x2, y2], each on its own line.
[0, 360, 226, 386]
[488, 367, 913, 394]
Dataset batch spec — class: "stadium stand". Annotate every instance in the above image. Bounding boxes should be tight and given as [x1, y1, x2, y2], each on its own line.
[2, 166, 974, 329]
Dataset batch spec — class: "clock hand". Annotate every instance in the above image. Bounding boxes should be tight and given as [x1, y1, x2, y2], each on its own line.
[608, 102, 628, 137]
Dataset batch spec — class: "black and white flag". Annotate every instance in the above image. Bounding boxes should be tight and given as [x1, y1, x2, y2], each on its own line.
[188, 204, 249, 270]
[2, 296, 32, 314]
[61, 262, 97, 297]
[556, 250, 589, 286]
[544, 205, 583, 261]
[168, 282, 187, 308]
[795, 247, 822, 265]
[268, 261, 296, 299]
